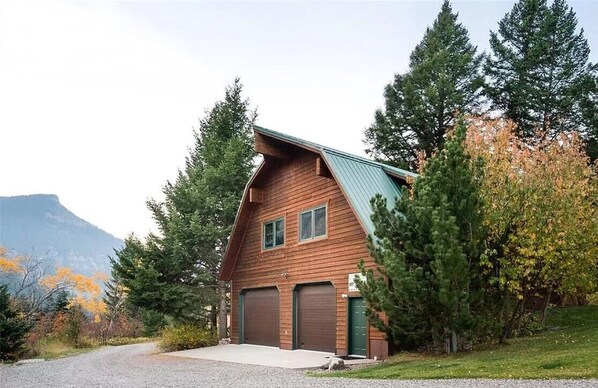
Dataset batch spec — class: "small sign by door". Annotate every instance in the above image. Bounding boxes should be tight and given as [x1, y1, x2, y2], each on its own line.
[348, 273, 365, 292]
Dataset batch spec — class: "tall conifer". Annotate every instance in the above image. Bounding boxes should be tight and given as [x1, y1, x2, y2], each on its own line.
[112, 79, 255, 338]
[359, 119, 484, 352]
[485, 0, 598, 159]
[365, 0, 482, 169]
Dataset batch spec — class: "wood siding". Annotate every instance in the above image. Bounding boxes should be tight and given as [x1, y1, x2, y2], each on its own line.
[230, 151, 387, 358]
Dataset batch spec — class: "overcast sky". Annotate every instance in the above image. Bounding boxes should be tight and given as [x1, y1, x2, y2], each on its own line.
[1, 0, 597, 239]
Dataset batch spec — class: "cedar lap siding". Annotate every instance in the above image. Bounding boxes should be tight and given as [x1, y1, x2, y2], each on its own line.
[219, 126, 416, 359]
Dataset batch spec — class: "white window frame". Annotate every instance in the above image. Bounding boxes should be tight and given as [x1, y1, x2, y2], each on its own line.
[263, 217, 285, 250]
[299, 204, 327, 242]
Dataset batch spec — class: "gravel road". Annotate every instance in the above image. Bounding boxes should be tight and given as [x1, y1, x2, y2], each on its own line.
[1, 342, 596, 388]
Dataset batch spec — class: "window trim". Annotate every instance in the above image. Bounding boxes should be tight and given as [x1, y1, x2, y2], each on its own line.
[298, 204, 328, 242]
[262, 217, 285, 250]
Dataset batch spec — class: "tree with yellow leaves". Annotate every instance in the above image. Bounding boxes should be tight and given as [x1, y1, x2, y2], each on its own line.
[42, 267, 107, 322]
[465, 118, 598, 341]
[0, 248, 107, 321]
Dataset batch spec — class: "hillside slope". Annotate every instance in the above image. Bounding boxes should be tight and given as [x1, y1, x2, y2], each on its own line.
[0, 194, 123, 275]
[328, 306, 598, 379]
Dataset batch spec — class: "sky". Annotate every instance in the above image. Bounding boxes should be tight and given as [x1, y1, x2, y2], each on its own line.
[1, 0, 597, 239]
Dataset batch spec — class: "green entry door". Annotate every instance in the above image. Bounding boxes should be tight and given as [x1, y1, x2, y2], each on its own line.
[348, 298, 367, 357]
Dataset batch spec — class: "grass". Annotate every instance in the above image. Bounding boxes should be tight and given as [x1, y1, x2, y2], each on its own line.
[326, 306, 598, 379]
[28, 337, 154, 360]
[31, 339, 95, 360]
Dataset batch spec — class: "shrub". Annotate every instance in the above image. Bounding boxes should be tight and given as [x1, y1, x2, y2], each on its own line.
[108, 313, 144, 338]
[159, 324, 218, 352]
[65, 307, 85, 346]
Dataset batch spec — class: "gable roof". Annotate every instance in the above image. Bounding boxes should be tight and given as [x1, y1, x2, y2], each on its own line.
[219, 126, 416, 280]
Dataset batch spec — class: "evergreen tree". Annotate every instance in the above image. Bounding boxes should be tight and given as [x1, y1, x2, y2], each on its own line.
[358, 119, 485, 352]
[485, 0, 598, 159]
[365, 0, 483, 169]
[579, 74, 598, 161]
[50, 290, 70, 313]
[358, 193, 432, 349]
[141, 309, 167, 337]
[112, 79, 255, 338]
[0, 284, 31, 361]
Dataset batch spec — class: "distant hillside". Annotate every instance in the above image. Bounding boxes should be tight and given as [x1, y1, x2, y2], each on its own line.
[0, 194, 123, 276]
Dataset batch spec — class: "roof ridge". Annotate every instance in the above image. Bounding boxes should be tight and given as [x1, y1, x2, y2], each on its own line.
[253, 125, 416, 178]
[322, 148, 416, 178]
[254, 125, 323, 152]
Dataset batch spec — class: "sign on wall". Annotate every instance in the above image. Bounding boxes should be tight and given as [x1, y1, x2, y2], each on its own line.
[348, 273, 366, 292]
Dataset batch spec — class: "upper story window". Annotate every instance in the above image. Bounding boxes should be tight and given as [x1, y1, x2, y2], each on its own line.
[299, 205, 327, 241]
[263, 218, 284, 249]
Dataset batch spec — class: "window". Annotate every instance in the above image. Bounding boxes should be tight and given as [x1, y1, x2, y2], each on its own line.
[263, 218, 284, 249]
[299, 205, 327, 241]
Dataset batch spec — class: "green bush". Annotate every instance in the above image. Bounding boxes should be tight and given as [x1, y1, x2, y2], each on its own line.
[159, 324, 218, 352]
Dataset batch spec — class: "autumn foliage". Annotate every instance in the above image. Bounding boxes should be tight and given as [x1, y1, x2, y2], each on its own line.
[465, 117, 598, 339]
[1, 251, 108, 320]
[41, 267, 108, 322]
[0, 248, 21, 273]
[359, 115, 597, 351]
[1, 249, 146, 359]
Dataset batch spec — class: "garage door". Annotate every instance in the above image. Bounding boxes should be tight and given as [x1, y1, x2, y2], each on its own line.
[296, 283, 336, 352]
[242, 288, 279, 347]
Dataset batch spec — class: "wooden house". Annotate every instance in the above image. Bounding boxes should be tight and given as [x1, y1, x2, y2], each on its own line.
[219, 126, 415, 359]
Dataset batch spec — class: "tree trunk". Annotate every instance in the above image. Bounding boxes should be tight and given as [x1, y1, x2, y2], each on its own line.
[210, 305, 217, 329]
[445, 330, 458, 354]
[451, 331, 458, 353]
[500, 297, 524, 343]
[540, 287, 552, 326]
[218, 280, 228, 340]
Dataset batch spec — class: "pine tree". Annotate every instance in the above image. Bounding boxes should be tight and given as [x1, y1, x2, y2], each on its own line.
[112, 79, 255, 338]
[50, 290, 70, 313]
[359, 119, 484, 352]
[358, 192, 433, 349]
[579, 69, 598, 161]
[485, 0, 598, 159]
[0, 284, 31, 361]
[365, 0, 483, 169]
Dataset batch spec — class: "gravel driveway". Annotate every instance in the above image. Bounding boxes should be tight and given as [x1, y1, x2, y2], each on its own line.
[1, 342, 596, 388]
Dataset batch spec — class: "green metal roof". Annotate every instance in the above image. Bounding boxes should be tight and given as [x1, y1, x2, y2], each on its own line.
[254, 125, 416, 178]
[254, 126, 416, 236]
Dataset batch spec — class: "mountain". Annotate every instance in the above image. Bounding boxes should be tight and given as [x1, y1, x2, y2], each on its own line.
[0, 194, 123, 276]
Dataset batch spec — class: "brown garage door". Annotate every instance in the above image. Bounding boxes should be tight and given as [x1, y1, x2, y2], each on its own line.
[242, 288, 279, 347]
[296, 283, 336, 352]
